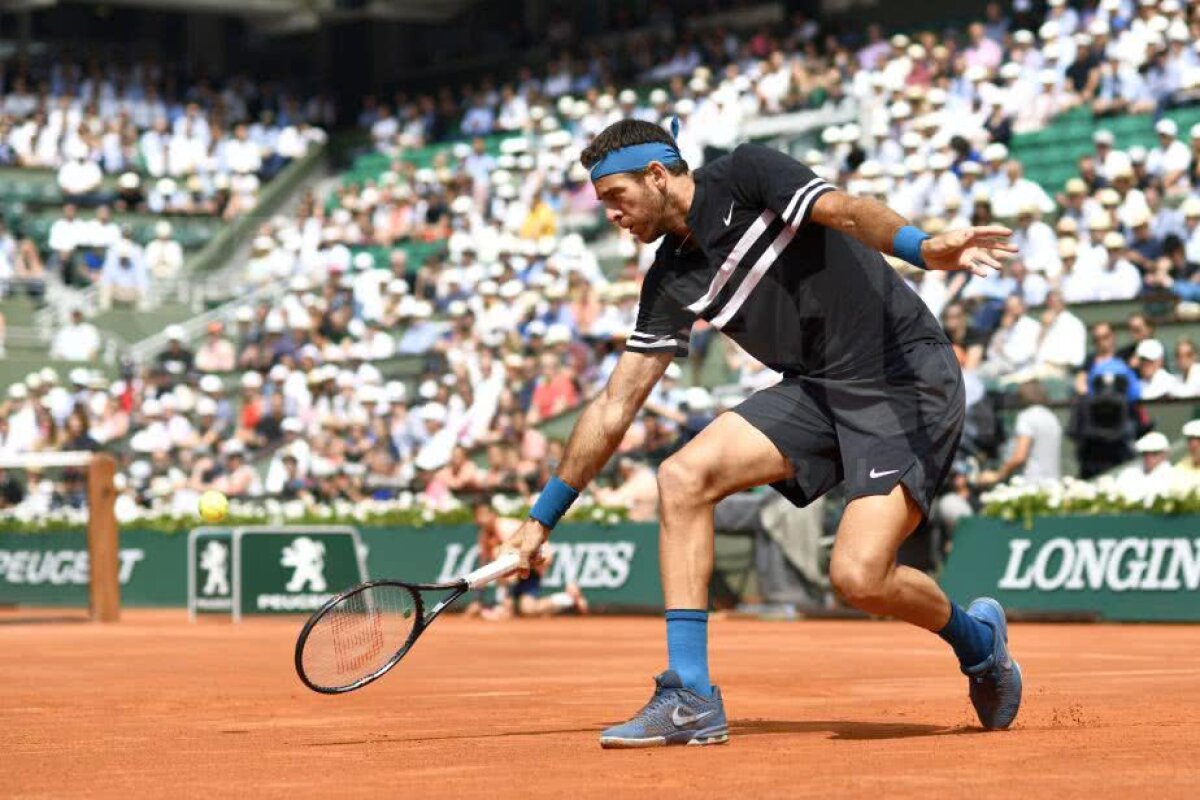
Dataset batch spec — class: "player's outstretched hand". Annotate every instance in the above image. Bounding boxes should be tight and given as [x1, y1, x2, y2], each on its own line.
[920, 225, 1018, 276]
[501, 518, 551, 579]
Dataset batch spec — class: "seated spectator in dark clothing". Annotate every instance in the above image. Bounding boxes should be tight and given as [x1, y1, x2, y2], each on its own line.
[1147, 233, 1187, 291]
[277, 454, 313, 502]
[0, 468, 25, 507]
[1065, 46, 1099, 99]
[1115, 314, 1154, 365]
[59, 408, 100, 452]
[1125, 208, 1163, 274]
[155, 326, 195, 378]
[253, 393, 287, 447]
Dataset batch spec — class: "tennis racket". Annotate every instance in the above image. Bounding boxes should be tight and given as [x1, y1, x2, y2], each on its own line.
[294, 552, 522, 694]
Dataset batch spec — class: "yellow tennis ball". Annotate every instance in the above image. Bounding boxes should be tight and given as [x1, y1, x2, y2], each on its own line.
[198, 490, 229, 524]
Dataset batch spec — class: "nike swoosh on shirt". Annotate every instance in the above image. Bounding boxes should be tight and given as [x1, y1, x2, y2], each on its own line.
[723, 201, 734, 226]
[869, 468, 900, 479]
[672, 707, 715, 727]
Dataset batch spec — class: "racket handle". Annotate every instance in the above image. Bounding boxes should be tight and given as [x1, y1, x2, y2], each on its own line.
[464, 553, 521, 589]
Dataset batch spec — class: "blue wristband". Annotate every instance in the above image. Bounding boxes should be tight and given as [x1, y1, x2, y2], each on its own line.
[893, 225, 931, 269]
[529, 476, 580, 529]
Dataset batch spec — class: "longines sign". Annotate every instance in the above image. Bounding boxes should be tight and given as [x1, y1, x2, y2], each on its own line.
[941, 516, 1200, 621]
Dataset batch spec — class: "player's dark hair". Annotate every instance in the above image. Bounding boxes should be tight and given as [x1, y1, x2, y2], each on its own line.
[580, 119, 689, 175]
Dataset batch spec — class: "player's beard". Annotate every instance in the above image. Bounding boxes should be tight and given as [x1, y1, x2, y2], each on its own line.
[641, 183, 670, 242]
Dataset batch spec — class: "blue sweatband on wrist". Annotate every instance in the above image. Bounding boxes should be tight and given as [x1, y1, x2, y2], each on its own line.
[893, 225, 931, 269]
[529, 476, 580, 529]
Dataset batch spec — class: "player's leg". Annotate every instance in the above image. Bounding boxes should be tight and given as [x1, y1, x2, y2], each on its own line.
[656, 416, 794, 601]
[828, 484, 952, 629]
[829, 485, 1021, 729]
[656, 410, 795, 681]
[600, 410, 797, 749]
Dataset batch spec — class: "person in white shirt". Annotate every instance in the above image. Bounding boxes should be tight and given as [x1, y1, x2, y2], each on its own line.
[496, 85, 529, 132]
[129, 398, 172, 453]
[140, 118, 170, 177]
[274, 126, 307, 161]
[1011, 203, 1062, 277]
[1045, 0, 1079, 35]
[696, 88, 742, 159]
[98, 239, 149, 309]
[224, 123, 262, 175]
[1117, 431, 1176, 493]
[83, 205, 122, 252]
[1076, 209, 1112, 274]
[980, 294, 1043, 380]
[49, 309, 101, 362]
[145, 221, 184, 282]
[1180, 196, 1200, 267]
[1147, 118, 1192, 193]
[755, 51, 793, 114]
[1092, 231, 1144, 300]
[173, 103, 211, 146]
[1134, 338, 1181, 400]
[1054, 239, 1087, 308]
[1172, 338, 1200, 399]
[57, 145, 103, 202]
[5, 384, 40, 453]
[1008, 259, 1050, 307]
[993, 161, 1056, 217]
[370, 106, 399, 151]
[167, 123, 204, 177]
[978, 380, 1063, 486]
[159, 397, 197, 449]
[1006, 289, 1088, 385]
[48, 204, 83, 283]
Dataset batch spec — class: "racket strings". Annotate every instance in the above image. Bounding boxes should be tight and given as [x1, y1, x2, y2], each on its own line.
[300, 585, 418, 691]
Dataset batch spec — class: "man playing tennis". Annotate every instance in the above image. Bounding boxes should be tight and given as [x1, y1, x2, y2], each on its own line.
[504, 119, 1022, 747]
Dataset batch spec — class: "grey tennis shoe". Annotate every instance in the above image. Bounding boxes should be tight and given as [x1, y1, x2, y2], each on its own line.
[599, 670, 729, 748]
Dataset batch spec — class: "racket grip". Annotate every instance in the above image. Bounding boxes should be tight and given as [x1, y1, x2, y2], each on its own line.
[464, 553, 521, 589]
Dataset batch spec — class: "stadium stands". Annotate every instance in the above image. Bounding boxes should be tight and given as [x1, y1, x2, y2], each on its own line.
[3, 1, 1200, 537]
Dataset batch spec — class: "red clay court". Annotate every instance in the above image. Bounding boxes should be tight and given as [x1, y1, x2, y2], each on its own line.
[4, 611, 1199, 799]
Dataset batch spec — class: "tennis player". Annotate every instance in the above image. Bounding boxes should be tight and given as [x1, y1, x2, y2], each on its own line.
[503, 120, 1023, 747]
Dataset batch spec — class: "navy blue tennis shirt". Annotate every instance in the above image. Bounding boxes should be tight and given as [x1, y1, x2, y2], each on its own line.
[625, 143, 949, 381]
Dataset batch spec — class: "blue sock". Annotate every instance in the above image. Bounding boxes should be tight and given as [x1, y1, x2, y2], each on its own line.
[665, 609, 712, 697]
[938, 603, 995, 668]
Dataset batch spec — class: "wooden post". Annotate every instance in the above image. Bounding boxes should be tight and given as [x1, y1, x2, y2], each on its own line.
[86, 453, 120, 623]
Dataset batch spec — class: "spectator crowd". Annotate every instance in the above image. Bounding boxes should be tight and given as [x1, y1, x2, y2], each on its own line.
[4, 1, 1200, 540]
[0, 57, 329, 309]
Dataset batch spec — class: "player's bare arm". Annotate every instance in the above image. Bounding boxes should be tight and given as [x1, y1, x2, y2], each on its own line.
[504, 349, 674, 575]
[809, 190, 1019, 277]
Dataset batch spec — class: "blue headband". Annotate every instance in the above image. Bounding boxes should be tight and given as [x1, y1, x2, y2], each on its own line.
[589, 117, 684, 182]
[589, 142, 682, 181]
